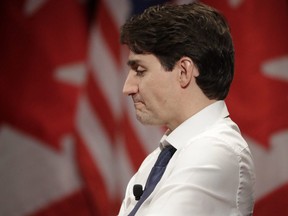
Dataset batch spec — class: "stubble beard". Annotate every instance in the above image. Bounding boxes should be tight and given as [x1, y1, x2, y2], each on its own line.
[135, 108, 163, 126]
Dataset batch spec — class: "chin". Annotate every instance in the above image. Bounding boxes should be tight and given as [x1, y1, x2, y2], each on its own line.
[136, 114, 163, 126]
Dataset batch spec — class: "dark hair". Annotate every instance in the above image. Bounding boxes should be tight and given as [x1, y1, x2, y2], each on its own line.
[120, 2, 234, 100]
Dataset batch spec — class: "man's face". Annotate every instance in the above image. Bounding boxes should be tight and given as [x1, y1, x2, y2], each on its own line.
[123, 51, 179, 126]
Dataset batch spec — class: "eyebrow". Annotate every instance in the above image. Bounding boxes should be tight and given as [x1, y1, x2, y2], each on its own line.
[127, 59, 142, 67]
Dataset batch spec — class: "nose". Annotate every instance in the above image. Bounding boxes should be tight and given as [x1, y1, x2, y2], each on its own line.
[123, 71, 138, 96]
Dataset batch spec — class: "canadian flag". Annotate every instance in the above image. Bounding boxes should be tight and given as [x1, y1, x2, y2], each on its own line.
[1, 0, 287, 216]
[202, 0, 288, 215]
[0, 0, 92, 215]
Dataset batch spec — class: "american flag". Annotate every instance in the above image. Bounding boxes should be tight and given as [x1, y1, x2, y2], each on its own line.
[0, 0, 287, 216]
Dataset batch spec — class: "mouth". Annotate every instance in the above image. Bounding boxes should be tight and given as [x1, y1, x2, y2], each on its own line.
[132, 95, 143, 104]
[134, 101, 144, 108]
[132, 97, 145, 109]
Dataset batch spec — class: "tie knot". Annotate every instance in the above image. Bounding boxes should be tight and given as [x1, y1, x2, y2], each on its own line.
[155, 145, 176, 167]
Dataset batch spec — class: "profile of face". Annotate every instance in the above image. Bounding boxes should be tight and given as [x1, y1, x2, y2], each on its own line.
[123, 51, 181, 127]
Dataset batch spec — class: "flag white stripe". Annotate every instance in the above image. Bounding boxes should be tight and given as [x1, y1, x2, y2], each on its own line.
[105, 0, 131, 27]
[89, 28, 122, 117]
[76, 95, 117, 198]
[116, 139, 135, 196]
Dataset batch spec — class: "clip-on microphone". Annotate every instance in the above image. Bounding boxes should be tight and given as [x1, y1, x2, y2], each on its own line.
[133, 184, 143, 201]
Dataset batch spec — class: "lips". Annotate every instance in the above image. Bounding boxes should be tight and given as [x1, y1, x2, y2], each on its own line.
[134, 101, 144, 108]
[132, 97, 145, 109]
[132, 95, 144, 104]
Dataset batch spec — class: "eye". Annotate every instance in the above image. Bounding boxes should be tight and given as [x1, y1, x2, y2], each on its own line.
[135, 66, 146, 76]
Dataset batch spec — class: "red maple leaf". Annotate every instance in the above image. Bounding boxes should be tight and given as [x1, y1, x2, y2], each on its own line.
[203, 0, 288, 149]
[0, 0, 88, 149]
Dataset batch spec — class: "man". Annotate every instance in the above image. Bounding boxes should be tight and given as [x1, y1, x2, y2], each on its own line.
[118, 2, 255, 216]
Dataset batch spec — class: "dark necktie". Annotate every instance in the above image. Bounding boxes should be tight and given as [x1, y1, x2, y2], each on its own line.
[128, 145, 176, 216]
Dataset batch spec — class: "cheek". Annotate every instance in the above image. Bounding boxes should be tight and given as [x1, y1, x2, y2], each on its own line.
[139, 80, 163, 106]
[147, 84, 171, 106]
[140, 72, 176, 102]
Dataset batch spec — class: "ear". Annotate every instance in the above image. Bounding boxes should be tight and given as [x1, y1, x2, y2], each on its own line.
[178, 57, 199, 88]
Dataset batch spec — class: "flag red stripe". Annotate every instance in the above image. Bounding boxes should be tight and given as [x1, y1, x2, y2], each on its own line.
[122, 111, 148, 171]
[75, 132, 114, 215]
[86, 72, 117, 143]
[97, 1, 121, 67]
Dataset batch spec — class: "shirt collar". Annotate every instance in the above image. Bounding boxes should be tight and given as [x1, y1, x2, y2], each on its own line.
[160, 100, 229, 150]
[159, 130, 171, 150]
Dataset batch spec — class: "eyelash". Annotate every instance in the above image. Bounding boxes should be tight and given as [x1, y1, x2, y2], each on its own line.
[131, 65, 146, 76]
[135, 69, 145, 76]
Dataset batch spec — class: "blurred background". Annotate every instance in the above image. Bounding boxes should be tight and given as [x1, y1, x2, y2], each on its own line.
[0, 0, 287, 215]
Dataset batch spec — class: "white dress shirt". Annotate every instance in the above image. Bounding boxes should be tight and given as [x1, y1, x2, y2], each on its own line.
[118, 101, 255, 216]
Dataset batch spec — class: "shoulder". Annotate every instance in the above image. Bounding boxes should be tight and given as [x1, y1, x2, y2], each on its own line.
[174, 119, 253, 174]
